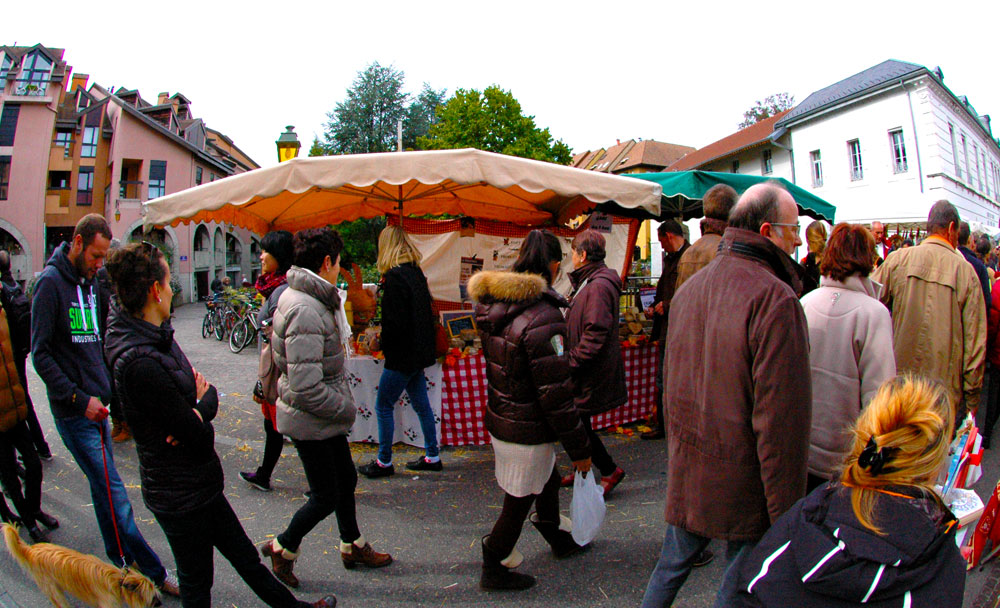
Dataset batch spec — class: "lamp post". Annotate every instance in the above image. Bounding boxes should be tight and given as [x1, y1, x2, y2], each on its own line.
[276, 125, 301, 163]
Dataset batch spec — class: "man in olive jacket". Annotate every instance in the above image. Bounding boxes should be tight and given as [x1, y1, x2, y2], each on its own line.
[641, 184, 812, 608]
[874, 201, 986, 417]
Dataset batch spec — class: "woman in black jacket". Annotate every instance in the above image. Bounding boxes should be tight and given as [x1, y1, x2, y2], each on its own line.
[240, 230, 293, 492]
[358, 226, 442, 478]
[736, 375, 965, 607]
[104, 243, 334, 608]
[470, 230, 592, 591]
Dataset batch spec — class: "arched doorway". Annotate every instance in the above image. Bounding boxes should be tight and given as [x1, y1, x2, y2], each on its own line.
[225, 233, 242, 285]
[193, 225, 212, 299]
[0, 227, 29, 285]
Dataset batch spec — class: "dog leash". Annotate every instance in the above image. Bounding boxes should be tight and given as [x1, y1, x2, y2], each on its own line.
[98, 421, 131, 584]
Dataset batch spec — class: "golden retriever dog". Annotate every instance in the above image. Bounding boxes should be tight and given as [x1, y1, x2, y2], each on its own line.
[2, 523, 160, 607]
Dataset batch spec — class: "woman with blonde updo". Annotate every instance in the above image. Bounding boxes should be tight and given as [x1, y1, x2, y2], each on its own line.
[736, 375, 965, 607]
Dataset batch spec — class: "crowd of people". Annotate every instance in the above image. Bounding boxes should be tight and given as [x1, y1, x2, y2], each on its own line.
[0, 185, 993, 606]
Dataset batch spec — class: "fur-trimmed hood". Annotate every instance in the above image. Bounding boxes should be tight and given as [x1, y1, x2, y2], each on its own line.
[468, 270, 546, 304]
[470, 271, 566, 336]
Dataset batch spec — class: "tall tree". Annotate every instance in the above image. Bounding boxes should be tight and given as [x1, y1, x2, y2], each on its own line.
[324, 62, 408, 154]
[403, 83, 448, 150]
[418, 86, 572, 164]
[739, 93, 795, 129]
[307, 136, 326, 157]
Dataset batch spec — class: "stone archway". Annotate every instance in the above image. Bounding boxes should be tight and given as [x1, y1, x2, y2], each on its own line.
[0, 219, 33, 282]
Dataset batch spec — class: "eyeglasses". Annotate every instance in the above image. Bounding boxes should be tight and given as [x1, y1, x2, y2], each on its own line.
[141, 241, 162, 260]
[769, 222, 801, 232]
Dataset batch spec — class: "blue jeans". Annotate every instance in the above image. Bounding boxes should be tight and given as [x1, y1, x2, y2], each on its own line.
[54, 416, 166, 585]
[640, 523, 753, 608]
[375, 368, 439, 464]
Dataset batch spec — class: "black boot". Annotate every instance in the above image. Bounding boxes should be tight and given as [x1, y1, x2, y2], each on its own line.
[529, 513, 585, 558]
[480, 536, 535, 591]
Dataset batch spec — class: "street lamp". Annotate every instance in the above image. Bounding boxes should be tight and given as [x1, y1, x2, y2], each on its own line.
[276, 125, 301, 163]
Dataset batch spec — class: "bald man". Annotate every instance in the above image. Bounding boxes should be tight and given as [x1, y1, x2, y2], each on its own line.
[871, 221, 892, 265]
[641, 183, 811, 608]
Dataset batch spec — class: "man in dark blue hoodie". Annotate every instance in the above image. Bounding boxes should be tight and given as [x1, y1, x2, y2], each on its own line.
[31, 214, 178, 597]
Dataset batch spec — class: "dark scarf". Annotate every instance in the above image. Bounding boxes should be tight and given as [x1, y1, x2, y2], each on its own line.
[255, 272, 287, 299]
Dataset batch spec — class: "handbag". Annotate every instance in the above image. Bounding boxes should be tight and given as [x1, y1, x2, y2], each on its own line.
[570, 470, 606, 546]
[256, 323, 280, 405]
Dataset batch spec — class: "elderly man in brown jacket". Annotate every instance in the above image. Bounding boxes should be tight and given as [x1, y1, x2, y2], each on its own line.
[641, 183, 811, 608]
[873, 200, 986, 417]
[674, 184, 739, 289]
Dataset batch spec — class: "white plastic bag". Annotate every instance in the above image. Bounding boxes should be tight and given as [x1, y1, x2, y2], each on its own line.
[570, 470, 606, 546]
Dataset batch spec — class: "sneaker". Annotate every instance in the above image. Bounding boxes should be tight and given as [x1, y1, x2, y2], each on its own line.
[240, 471, 273, 492]
[405, 456, 443, 472]
[36, 447, 53, 461]
[693, 549, 715, 568]
[157, 571, 181, 597]
[358, 460, 395, 479]
[311, 595, 337, 607]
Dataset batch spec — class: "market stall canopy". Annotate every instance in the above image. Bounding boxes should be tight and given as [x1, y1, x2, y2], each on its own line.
[143, 148, 662, 233]
[603, 171, 836, 222]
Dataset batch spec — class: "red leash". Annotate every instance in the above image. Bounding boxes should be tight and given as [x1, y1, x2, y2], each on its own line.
[98, 421, 129, 571]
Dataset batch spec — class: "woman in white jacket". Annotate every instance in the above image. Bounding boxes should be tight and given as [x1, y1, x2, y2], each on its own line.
[800, 222, 896, 491]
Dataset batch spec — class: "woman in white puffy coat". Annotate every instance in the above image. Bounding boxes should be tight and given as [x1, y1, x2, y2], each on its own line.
[800, 222, 896, 491]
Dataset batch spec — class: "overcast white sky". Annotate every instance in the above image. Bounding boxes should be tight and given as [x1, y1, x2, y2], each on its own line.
[8, 0, 999, 168]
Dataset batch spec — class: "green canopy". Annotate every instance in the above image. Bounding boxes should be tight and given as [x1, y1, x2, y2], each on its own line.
[606, 171, 836, 222]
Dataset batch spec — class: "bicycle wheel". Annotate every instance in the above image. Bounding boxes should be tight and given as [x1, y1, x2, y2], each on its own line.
[230, 318, 249, 353]
[201, 313, 213, 339]
[214, 311, 228, 340]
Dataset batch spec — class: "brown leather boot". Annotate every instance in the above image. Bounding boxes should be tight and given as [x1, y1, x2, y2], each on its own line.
[340, 535, 392, 570]
[112, 421, 132, 443]
[261, 539, 299, 587]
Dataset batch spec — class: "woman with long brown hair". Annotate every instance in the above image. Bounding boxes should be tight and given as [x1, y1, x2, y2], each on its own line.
[736, 376, 965, 607]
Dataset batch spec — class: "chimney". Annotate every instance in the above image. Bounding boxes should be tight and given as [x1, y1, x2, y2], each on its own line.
[157, 92, 170, 106]
[616, 139, 620, 145]
[71, 73, 89, 93]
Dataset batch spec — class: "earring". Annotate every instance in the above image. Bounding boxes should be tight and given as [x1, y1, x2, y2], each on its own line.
[156, 296, 162, 303]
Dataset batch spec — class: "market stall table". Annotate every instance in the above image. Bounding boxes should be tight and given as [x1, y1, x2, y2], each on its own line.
[345, 342, 658, 448]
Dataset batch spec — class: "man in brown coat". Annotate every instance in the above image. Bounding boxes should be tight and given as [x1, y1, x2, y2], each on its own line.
[640, 183, 811, 608]
[674, 184, 738, 289]
[873, 200, 986, 418]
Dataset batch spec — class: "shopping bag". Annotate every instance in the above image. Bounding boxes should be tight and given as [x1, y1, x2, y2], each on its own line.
[570, 470, 606, 546]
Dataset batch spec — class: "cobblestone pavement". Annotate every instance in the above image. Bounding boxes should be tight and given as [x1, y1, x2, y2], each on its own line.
[0, 301, 998, 606]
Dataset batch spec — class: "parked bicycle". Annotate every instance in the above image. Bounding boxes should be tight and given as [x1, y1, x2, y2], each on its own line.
[229, 297, 263, 353]
[201, 296, 223, 338]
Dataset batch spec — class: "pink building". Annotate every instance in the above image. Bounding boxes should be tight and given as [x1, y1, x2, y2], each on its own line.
[0, 43, 261, 302]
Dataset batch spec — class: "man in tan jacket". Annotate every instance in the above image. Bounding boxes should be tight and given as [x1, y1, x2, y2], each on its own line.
[874, 200, 986, 416]
[674, 184, 738, 289]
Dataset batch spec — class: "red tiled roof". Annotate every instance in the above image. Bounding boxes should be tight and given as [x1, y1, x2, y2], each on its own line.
[617, 140, 695, 172]
[666, 110, 792, 171]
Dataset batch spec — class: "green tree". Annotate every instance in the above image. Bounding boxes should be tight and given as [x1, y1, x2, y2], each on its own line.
[418, 86, 573, 164]
[324, 62, 408, 154]
[403, 83, 448, 150]
[739, 93, 795, 129]
[308, 136, 327, 157]
[334, 216, 386, 272]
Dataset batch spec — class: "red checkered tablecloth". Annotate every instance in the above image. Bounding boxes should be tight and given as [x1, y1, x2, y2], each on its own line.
[592, 343, 657, 430]
[439, 342, 658, 446]
[440, 355, 491, 445]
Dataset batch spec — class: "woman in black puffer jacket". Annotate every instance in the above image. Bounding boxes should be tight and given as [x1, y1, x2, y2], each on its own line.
[104, 243, 334, 608]
[469, 230, 591, 592]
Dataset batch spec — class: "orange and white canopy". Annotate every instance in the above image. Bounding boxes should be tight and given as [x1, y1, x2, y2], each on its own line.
[143, 148, 662, 233]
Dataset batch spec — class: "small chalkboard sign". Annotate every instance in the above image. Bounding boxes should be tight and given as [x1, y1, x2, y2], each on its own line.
[444, 314, 476, 338]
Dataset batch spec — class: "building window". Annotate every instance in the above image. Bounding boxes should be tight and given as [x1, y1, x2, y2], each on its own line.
[48, 171, 70, 189]
[0, 104, 20, 147]
[148, 160, 166, 199]
[761, 149, 773, 175]
[17, 51, 51, 95]
[847, 139, 863, 181]
[950, 124, 961, 179]
[77, 167, 94, 206]
[889, 129, 907, 173]
[210, 173, 217, 182]
[974, 144, 982, 190]
[0, 156, 10, 200]
[731, 160, 740, 174]
[979, 151, 986, 192]
[0, 54, 10, 79]
[962, 134, 969, 183]
[104, 185, 110, 208]
[810, 150, 823, 187]
[195, 167, 203, 185]
[81, 127, 98, 158]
